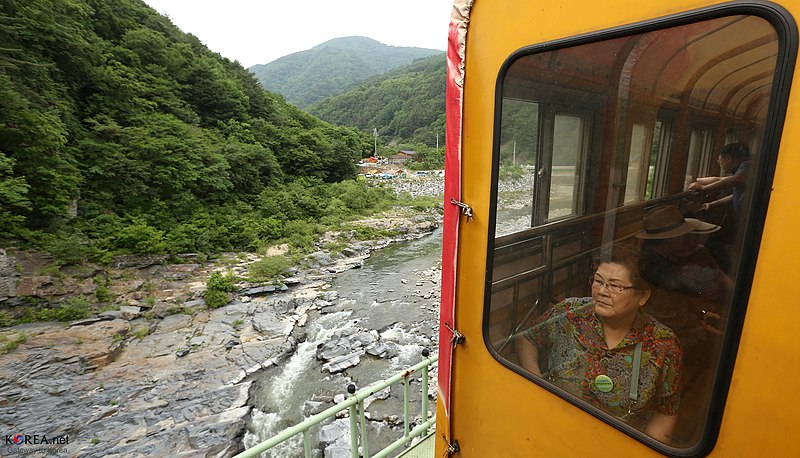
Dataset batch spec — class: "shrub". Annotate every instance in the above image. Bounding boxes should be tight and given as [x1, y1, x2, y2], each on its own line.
[33, 297, 92, 322]
[498, 164, 525, 181]
[248, 256, 291, 283]
[321, 198, 350, 225]
[329, 180, 373, 212]
[95, 283, 112, 303]
[164, 223, 204, 254]
[38, 230, 93, 265]
[207, 271, 235, 292]
[0, 312, 12, 328]
[205, 271, 235, 309]
[204, 288, 229, 309]
[113, 220, 167, 254]
[282, 220, 321, 254]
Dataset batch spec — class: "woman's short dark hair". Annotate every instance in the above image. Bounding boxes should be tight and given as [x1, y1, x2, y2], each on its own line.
[595, 242, 650, 290]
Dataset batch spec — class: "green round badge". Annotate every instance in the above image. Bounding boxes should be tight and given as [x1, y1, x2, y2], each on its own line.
[594, 374, 614, 393]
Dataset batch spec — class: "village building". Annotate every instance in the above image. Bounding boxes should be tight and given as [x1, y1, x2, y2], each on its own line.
[387, 150, 418, 165]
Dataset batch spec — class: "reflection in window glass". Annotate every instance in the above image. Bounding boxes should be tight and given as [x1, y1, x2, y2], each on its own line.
[686, 130, 704, 188]
[625, 123, 649, 203]
[496, 100, 540, 237]
[488, 13, 780, 449]
[645, 120, 667, 199]
[549, 114, 583, 220]
[500, 100, 539, 168]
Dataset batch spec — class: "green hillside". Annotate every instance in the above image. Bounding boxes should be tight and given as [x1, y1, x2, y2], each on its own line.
[0, 0, 410, 261]
[249, 36, 442, 108]
[308, 53, 446, 150]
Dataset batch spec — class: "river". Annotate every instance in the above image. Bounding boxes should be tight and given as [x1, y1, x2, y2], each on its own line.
[240, 172, 548, 456]
[243, 227, 443, 457]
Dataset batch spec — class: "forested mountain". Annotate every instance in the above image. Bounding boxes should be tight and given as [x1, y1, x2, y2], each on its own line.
[0, 0, 383, 260]
[249, 37, 442, 109]
[308, 53, 446, 149]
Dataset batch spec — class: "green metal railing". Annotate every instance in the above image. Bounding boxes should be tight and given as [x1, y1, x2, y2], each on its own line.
[235, 350, 438, 458]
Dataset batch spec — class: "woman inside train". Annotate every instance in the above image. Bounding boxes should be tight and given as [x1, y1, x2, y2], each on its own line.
[517, 243, 683, 443]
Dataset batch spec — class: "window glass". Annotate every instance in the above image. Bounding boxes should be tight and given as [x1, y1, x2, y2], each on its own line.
[625, 123, 649, 203]
[489, 13, 780, 449]
[685, 130, 704, 188]
[499, 99, 540, 168]
[496, 99, 540, 237]
[550, 114, 584, 220]
[644, 120, 662, 199]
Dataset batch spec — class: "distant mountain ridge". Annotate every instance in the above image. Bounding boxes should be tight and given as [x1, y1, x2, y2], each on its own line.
[249, 36, 442, 108]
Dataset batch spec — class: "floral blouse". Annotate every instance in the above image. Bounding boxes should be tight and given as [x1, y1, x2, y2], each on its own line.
[524, 297, 682, 428]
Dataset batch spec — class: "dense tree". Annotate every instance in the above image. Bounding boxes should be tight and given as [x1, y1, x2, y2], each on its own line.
[0, 152, 30, 237]
[0, 0, 376, 260]
[308, 54, 446, 150]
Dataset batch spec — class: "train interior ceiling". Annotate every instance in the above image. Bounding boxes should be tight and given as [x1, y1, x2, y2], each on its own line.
[487, 12, 781, 448]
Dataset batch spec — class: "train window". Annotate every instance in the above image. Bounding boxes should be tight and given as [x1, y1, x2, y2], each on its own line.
[496, 99, 540, 236]
[650, 118, 675, 199]
[624, 122, 650, 203]
[686, 128, 712, 188]
[550, 113, 586, 220]
[487, 11, 787, 451]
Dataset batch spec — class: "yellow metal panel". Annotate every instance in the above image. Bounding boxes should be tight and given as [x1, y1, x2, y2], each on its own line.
[446, 0, 800, 456]
[713, 52, 800, 456]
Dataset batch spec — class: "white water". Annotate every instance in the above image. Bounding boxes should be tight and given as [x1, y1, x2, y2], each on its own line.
[272, 311, 354, 412]
[246, 229, 443, 456]
[243, 310, 355, 457]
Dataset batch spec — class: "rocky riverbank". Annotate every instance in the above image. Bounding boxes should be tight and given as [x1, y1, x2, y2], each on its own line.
[0, 202, 442, 457]
[0, 171, 535, 457]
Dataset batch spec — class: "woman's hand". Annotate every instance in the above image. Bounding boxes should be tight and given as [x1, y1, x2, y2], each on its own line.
[702, 310, 724, 335]
[645, 412, 678, 444]
[516, 336, 542, 376]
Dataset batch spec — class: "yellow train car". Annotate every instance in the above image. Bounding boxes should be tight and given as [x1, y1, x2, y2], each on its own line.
[437, 0, 799, 456]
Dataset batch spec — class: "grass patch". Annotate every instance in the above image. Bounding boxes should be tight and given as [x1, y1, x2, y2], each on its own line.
[0, 333, 27, 354]
[133, 327, 150, 340]
[339, 224, 395, 241]
[12, 297, 93, 325]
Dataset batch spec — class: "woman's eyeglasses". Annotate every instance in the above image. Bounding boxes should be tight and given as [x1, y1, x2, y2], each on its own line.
[589, 276, 635, 294]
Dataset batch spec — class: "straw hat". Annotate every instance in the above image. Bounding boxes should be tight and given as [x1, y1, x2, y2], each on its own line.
[687, 218, 720, 235]
[635, 205, 720, 239]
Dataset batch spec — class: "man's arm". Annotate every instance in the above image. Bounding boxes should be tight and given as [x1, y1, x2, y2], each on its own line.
[691, 174, 745, 193]
[689, 176, 721, 189]
[700, 193, 732, 211]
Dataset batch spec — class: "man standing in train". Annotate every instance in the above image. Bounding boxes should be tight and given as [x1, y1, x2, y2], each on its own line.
[688, 142, 751, 273]
[688, 142, 750, 220]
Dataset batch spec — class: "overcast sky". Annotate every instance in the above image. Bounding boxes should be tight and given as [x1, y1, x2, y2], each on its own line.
[143, 0, 454, 68]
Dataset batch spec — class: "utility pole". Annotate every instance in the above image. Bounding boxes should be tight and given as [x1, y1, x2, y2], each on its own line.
[373, 128, 378, 158]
